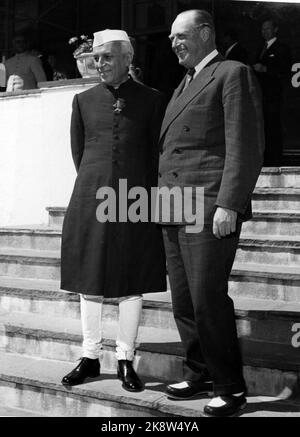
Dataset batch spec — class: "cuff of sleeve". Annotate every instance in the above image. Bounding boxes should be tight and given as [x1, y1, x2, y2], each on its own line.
[215, 202, 247, 216]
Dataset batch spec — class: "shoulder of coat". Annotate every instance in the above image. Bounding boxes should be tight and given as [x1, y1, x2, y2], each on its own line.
[76, 82, 103, 100]
[132, 80, 164, 101]
[216, 59, 250, 75]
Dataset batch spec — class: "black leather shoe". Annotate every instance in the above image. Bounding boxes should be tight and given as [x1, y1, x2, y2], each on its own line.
[61, 357, 100, 386]
[166, 380, 213, 400]
[204, 394, 247, 417]
[117, 360, 144, 392]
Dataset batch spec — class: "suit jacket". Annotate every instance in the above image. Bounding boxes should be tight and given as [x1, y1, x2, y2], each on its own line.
[158, 54, 265, 225]
[226, 43, 248, 64]
[5, 53, 47, 90]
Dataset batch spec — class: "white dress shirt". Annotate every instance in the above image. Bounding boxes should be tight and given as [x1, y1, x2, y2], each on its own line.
[266, 37, 277, 49]
[193, 49, 219, 79]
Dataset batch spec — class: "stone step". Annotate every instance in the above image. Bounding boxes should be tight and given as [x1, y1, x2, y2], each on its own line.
[252, 188, 300, 211]
[1, 280, 300, 348]
[257, 167, 300, 188]
[0, 277, 174, 330]
[241, 211, 300, 236]
[236, 235, 300, 266]
[0, 311, 183, 385]
[0, 406, 46, 417]
[0, 227, 61, 251]
[230, 263, 300, 302]
[1, 250, 300, 303]
[2, 353, 300, 417]
[1, 308, 300, 397]
[1, 277, 300, 344]
[0, 248, 60, 280]
[0, 352, 183, 417]
[1, 227, 300, 269]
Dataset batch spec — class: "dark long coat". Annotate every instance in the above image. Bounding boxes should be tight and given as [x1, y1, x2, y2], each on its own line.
[60, 78, 167, 297]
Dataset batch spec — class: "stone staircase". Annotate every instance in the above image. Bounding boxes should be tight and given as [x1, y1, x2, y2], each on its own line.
[0, 167, 300, 417]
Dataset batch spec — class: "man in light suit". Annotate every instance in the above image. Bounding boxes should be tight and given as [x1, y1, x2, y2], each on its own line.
[158, 10, 264, 416]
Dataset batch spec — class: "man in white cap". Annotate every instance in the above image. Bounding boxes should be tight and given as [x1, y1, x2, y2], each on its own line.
[61, 29, 166, 391]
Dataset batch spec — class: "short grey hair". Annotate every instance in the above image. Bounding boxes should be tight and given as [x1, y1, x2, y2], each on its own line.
[179, 9, 215, 35]
[120, 41, 134, 62]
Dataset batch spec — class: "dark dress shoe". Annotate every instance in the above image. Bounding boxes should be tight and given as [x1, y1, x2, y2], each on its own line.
[117, 360, 144, 392]
[166, 380, 213, 399]
[61, 357, 100, 386]
[204, 394, 247, 417]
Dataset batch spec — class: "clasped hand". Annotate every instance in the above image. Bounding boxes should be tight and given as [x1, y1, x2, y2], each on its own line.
[213, 207, 237, 239]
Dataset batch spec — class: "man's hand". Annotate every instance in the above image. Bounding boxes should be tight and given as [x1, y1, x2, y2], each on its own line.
[213, 207, 238, 239]
[253, 63, 267, 73]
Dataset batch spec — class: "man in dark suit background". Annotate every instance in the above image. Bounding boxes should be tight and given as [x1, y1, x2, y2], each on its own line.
[223, 28, 248, 64]
[158, 9, 264, 416]
[253, 19, 291, 166]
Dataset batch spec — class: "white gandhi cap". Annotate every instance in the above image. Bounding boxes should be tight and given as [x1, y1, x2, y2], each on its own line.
[93, 29, 131, 49]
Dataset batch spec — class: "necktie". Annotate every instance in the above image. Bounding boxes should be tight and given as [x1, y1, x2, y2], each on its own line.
[182, 67, 196, 93]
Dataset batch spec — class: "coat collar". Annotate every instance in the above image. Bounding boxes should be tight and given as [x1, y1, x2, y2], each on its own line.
[160, 54, 224, 141]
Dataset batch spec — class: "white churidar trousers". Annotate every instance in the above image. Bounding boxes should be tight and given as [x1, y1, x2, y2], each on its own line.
[80, 294, 143, 361]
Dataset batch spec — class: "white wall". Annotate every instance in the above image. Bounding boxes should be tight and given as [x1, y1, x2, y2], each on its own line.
[0, 81, 97, 226]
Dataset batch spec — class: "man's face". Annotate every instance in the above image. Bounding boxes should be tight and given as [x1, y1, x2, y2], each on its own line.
[262, 21, 277, 42]
[93, 42, 130, 86]
[13, 37, 27, 54]
[169, 15, 205, 69]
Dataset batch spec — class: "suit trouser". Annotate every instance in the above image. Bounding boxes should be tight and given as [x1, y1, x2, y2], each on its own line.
[263, 107, 283, 166]
[80, 294, 143, 361]
[162, 224, 246, 396]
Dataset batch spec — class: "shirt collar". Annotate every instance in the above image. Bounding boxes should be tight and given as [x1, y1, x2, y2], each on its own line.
[194, 49, 219, 78]
[267, 37, 277, 48]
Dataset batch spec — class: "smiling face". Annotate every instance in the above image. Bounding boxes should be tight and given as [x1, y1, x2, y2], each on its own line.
[93, 41, 131, 87]
[169, 12, 212, 69]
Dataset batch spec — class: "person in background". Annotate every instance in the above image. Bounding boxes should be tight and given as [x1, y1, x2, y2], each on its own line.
[253, 19, 291, 166]
[47, 52, 68, 81]
[5, 33, 47, 91]
[222, 28, 248, 64]
[30, 47, 54, 82]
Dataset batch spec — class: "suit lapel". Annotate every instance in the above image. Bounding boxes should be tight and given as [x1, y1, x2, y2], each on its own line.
[160, 55, 223, 141]
[164, 76, 186, 111]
